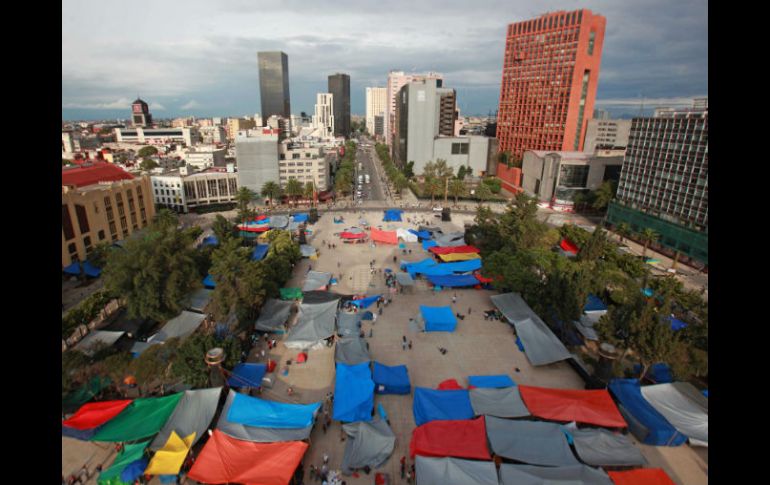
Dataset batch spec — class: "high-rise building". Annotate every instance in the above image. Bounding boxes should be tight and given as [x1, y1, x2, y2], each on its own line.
[607, 100, 708, 265]
[312, 93, 335, 138]
[235, 129, 281, 195]
[496, 9, 606, 160]
[328, 73, 351, 138]
[258, 51, 291, 121]
[385, 70, 443, 146]
[131, 98, 153, 128]
[366, 87, 387, 136]
[583, 119, 632, 152]
[438, 90, 457, 136]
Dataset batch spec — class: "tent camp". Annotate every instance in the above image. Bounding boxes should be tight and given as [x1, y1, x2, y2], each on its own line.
[413, 388, 474, 426]
[426, 274, 480, 288]
[216, 390, 313, 443]
[227, 363, 267, 388]
[415, 456, 498, 485]
[469, 387, 530, 418]
[302, 271, 332, 291]
[383, 209, 403, 222]
[397, 228, 418, 242]
[334, 362, 375, 422]
[336, 310, 365, 337]
[607, 468, 676, 485]
[437, 252, 481, 262]
[251, 244, 270, 261]
[371, 228, 398, 244]
[499, 464, 614, 485]
[184, 288, 213, 313]
[518, 385, 626, 428]
[429, 245, 480, 255]
[341, 417, 396, 475]
[284, 298, 339, 349]
[91, 393, 184, 442]
[372, 362, 411, 395]
[490, 293, 571, 366]
[402, 258, 438, 278]
[640, 382, 708, 447]
[420, 259, 482, 276]
[418, 305, 458, 332]
[410, 417, 491, 460]
[149, 388, 221, 451]
[570, 428, 646, 466]
[335, 337, 371, 365]
[608, 379, 687, 446]
[300, 244, 317, 258]
[254, 298, 293, 332]
[226, 392, 320, 429]
[187, 430, 308, 485]
[74, 330, 125, 356]
[467, 375, 516, 389]
[484, 416, 580, 467]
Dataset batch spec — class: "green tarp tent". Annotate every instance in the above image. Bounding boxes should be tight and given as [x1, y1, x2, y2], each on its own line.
[91, 393, 183, 442]
[62, 376, 112, 413]
[97, 439, 150, 485]
[280, 287, 303, 300]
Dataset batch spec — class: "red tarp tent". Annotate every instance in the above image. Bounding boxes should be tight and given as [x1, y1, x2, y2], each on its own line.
[370, 228, 398, 245]
[428, 245, 480, 255]
[559, 239, 579, 254]
[238, 225, 270, 233]
[518, 385, 627, 428]
[436, 379, 464, 390]
[187, 430, 308, 485]
[409, 417, 491, 460]
[63, 400, 133, 430]
[608, 468, 676, 485]
[475, 274, 493, 284]
[296, 352, 307, 363]
[340, 232, 366, 239]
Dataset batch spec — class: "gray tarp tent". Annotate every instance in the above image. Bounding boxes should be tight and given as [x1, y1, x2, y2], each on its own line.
[499, 464, 614, 485]
[640, 382, 708, 447]
[284, 299, 339, 349]
[150, 387, 222, 450]
[287, 220, 302, 231]
[415, 456, 497, 485]
[484, 416, 579, 467]
[255, 299, 293, 332]
[574, 315, 599, 341]
[184, 288, 213, 313]
[469, 387, 530, 418]
[570, 428, 646, 466]
[395, 272, 415, 286]
[150, 311, 207, 344]
[336, 311, 364, 337]
[269, 215, 289, 229]
[335, 337, 371, 365]
[216, 389, 313, 442]
[300, 245, 317, 258]
[490, 293, 571, 366]
[302, 271, 333, 291]
[434, 232, 466, 247]
[341, 417, 395, 474]
[74, 330, 125, 356]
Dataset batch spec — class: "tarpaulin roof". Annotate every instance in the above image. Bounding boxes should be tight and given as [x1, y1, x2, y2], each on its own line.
[334, 362, 375, 422]
[607, 469, 676, 485]
[149, 387, 221, 452]
[97, 439, 150, 484]
[667, 315, 688, 331]
[409, 229, 432, 240]
[383, 209, 403, 221]
[634, 362, 673, 384]
[575, 315, 600, 341]
[371, 228, 398, 244]
[608, 379, 686, 446]
[187, 430, 308, 485]
[397, 228, 418, 242]
[150, 311, 206, 344]
[302, 290, 345, 303]
[62, 376, 111, 413]
[145, 431, 195, 476]
[202, 274, 216, 288]
[413, 388, 474, 426]
[373, 362, 411, 395]
[91, 393, 184, 442]
[396, 272, 415, 286]
[485, 416, 579, 466]
[341, 417, 396, 475]
[437, 379, 464, 390]
[82, 261, 102, 277]
[285, 298, 339, 348]
[490, 293, 571, 366]
[300, 244, 317, 257]
[184, 288, 212, 312]
[63, 400, 132, 430]
[401, 258, 438, 278]
[584, 294, 608, 313]
[518, 385, 626, 428]
[560, 238, 579, 254]
[434, 232, 466, 247]
[228, 363, 267, 388]
[302, 270, 332, 291]
[202, 235, 218, 246]
[255, 298, 293, 332]
[640, 382, 708, 446]
[420, 259, 482, 276]
[350, 294, 381, 309]
[293, 213, 309, 222]
[571, 428, 646, 466]
[252, 244, 270, 261]
[268, 215, 289, 229]
[341, 231, 367, 239]
[227, 392, 320, 429]
[280, 287, 303, 300]
[335, 337, 371, 365]
[499, 464, 614, 485]
[426, 274, 480, 288]
[337, 310, 364, 337]
[429, 245, 480, 255]
[216, 390, 313, 443]
[63, 261, 81, 275]
[420, 305, 457, 332]
[423, 240, 438, 251]
[415, 456, 498, 485]
[467, 375, 515, 389]
[410, 417, 490, 460]
[469, 387, 530, 418]
[437, 252, 481, 262]
[74, 330, 125, 356]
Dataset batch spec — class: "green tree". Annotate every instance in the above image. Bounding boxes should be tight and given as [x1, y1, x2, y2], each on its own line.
[137, 146, 159, 158]
[130, 337, 181, 393]
[616, 222, 631, 243]
[172, 333, 242, 388]
[87, 242, 113, 268]
[235, 187, 257, 223]
[448, 179, 467, 207]
[285, 178, 304, 206]
[404, 161, 415, 179]
[577, 227, 610, 263]
[474, 182, 493, 207]
[424, 177, 443, 205]
[140, 158, 159, 171]
[152, 208, 179, 231]
[592, 181, 617, 211]
[260, 181, 282, 207]
[207, 238, 253, 321]
[304, 182, 315, 207]
[211, 214, 235, 244]
[393, 173, 409, 195]
[639, 228, 660, 259]
[482, 177, 502, 194]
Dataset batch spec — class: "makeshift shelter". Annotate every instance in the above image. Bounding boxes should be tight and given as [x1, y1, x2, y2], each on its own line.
[302, 271, 332, 291]
[584, 294, 608, 313]
[373, 362, 411, 394]
[418, 305, 458, 332]
[420, 259, 482, 276]
[469, 387, 530, 418]
[148, 387, 221, 453]
[300, 244, 317, 258]
[410, 417, 490, 460]
[64, 261, 103, 278]
[560, 239, 579, 254]
[267, 215, 289, 229]
[570, 428, 646, 466]
[467, 375, 515, 389]
[608, 379, 686, 446]
[202, 274, 216, 288]
[201, 235, 218, 247]
[216, 390, 313, 443]
[337, 310, 365, 337]
[227, 392, 320, 429]
[640, 382, 708, 447]
[413, 388, 474, 426]
[485, 416, 579, 466]
[341, 417, 396, 475]
[499, 464, 614, 485]
[284, 298, 339, 349]
[437, 379, 464, 390]
[184, 288, 212, 313]
[335, 337, 372, 365]
[415, 456, 498, 485]
[97, 439, 151, 485]
[437, 252, 481, 262]
[334, 362, 375, 422]
[91, 393, 184, 442]
[426, 274, 479, 288]
[371, 228, 398, 244]
[607, 469, 676, 485]
[395, 272, 415, 288]
[383, 209, 403, 222]
[518, 385, 626, 428]
[227, 364, 267, 388]
[350, 294, 381, 309]
[293, 213, 309, 223]
[187, 430, 308, 485]
[396, 228, 418, 242]
[433, 232, 466, 247]
[145, 430, 196, 476]
[280, 287, 303, 300]
[667, 315, 688, 331]
[74, 330, 125, 356]
[63, 400, 132, 432]
[574, 315, 600, 341]
[429, 245, 480, 255]
[150, 311, 206, 344]
[255, 299, 293, 332]
[409, 229, 432, 240]
[251, 244, 270, 261]
[402, 258, 438, 278]
[490, 293, 571, 366]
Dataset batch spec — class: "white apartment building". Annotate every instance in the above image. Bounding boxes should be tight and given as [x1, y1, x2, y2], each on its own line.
[385, 70, 443, 146]
[184, 146, 226, 169]
[198, 125, 226, 144]
[312, 93, 335, 138]
[115, 127, 198, 146]
[365, 87, 387, 136]
[151, 167, 239, 213]
[235, 129, 281, 194]
[278, 142, 330, 191]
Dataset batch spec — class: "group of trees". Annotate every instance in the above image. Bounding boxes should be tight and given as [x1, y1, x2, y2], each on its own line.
[333, 141, 358, 196]
[374, 144, 410, 196]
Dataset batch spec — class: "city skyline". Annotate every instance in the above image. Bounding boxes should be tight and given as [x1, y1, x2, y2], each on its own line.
[62, 0, 707, 120]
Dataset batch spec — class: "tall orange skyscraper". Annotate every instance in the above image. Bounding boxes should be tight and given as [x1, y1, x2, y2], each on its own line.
[496, 9, 606, 180]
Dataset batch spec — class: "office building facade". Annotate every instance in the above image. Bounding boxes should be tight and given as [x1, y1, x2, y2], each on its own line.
[258, 51, 291, 121]
[235, 129, 281, 195]
[328, 73, 351, 138]
[583, 119, 632, 153]
[366, 87, 387, 136]
[386, 70, 443, 146]
[313, 93, 335, 138]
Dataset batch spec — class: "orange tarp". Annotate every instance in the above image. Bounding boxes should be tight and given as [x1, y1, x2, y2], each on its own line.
[62, 400, 132, 430]
[608, 469, 676, 485]
[410, 417, 491, 460]
[370, 228, 398, 245]
[187, 430, 308, 485]
[518, 385, 627, 428]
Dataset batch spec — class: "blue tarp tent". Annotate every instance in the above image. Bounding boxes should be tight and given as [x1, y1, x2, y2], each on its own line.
[426, 274, 480, 288]
[608, 379, 686, 446]
[668, 316, 688, 331]
[82, 261, 102, 277]
[63, 261, 81, 276]
[251, 244, 269, 261]
[420, 259, 482, 276]
[420, 306, 457, 332]
[202, 236, 219, 247]
[334, 362, 375, 422]
[413, 388, 474, 426]
[409, 229, 432, 240]
[642, 288, 654, 297]
[203, 274, 216, 289]
[383, 209, 403, 222]
[468, 375, 516, 389]
[227, 393, 320, 429]
[402, 258, 438, 278]
[633, 363, 673, 384]
[702, 390, 708, 398]
[350, 295, 382, 309]
[584, 294, 607, 312]
[293, 213, 309, 223]
[227, 363, 267, 388]
[372, 362, 411, 394]
[422, 240, 438, 251]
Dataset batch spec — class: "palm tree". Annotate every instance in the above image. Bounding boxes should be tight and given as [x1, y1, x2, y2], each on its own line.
[639, 228, 659, 259]
[592, 181, 617, 212]
[260, 181, 282, 208]
[616, 223, 631, 243]
[448, 179, 467, 207]
[152, 208, 178, 231]
[425, 177, 442, 205]
[285, 178, 304, 207]
[304, 182, 315, 207]
[235, 187, 256, 222]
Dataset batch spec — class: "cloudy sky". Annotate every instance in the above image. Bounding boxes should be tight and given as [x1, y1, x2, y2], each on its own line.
[62, 0, 707, 120]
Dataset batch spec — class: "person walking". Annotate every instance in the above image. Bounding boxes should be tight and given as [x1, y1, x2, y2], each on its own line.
[408, 340, 413, 350]
[452, 294, 457, 304]
[468, 307, 472, 315]
[323, 453, 329, 465]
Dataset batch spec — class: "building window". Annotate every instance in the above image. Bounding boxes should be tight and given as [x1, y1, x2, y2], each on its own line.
[74, 204, 90, 234]
[292, 153, 300, 159]
[83, 236, 92, 253]
[62, 205, 75, 240]
[588, 31, 595, 55]
[98, 230, 106, 241]
[559, 165, 590, 188]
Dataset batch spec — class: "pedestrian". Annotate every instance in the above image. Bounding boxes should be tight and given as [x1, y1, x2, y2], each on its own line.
[372, 313, 377, 323]
[323, 453, 329, 464]
[322, 422, 327, 434]
[406, 470, 412, 483]
[261, 348, 266, 359]
[340, 427, 346, 442]
[409, 340, 412, 350]
[402, 341, 407, 351]
[400, 457, 406, 479]
[369, 328, 373, 338]
[403, 335, 407, 343]
[468, 307, 472, 315]
[452, 295, 457, 304]
[80, 465, 89, 481]
[378, 307, 383, 316]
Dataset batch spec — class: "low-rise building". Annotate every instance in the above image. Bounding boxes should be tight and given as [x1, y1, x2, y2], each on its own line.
[431, 136, 498, 177]
[198, 125, 226, 144]
[227, 118, 257, 141]
[183, 146, 227, 169]
[278, 142, 330, 191]
[151, 167, 239, 213]
[115, 127, 197, 146]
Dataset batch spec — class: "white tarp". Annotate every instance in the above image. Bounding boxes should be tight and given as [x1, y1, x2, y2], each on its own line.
[499, 464, 614, 485]
[74, 330, 125, 356]
[469, 387, 530, 418]
[302, 271, 332, 291]
[640, 382, 708, 447]
[396, 228, 418, 243]
[284, 299, 339, 349]
[415, 456, 497, 485]
[570, 428, 646, 466]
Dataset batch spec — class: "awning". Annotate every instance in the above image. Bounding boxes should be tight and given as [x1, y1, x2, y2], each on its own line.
[518, 385, 626, 428]
[415, 456, 498, 485]
[469, 387, 530, 418]
[410, 417, 491, 460]
[255, 298, 293, 332]
[485, 416, 579, 466]
[341, 417, 396, 475]
[372, 362, 411, 395]
[500, 464, 614, 485]
[91, 393, 184, 442]
[149, 387, 221, 451]
[334, 362, 375, 422]
[413, 388, 474, 426]
[216, 390, 313, 443]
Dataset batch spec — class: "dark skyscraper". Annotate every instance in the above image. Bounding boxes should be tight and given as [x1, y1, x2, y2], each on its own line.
[328, 73, 350, 137]
[258, 51, 291, 121]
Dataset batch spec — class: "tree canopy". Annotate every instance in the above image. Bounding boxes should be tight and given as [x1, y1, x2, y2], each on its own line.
[137, 146, 158, 158]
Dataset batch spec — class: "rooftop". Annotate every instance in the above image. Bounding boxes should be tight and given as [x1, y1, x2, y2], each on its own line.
[62, 162, 135, 188]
